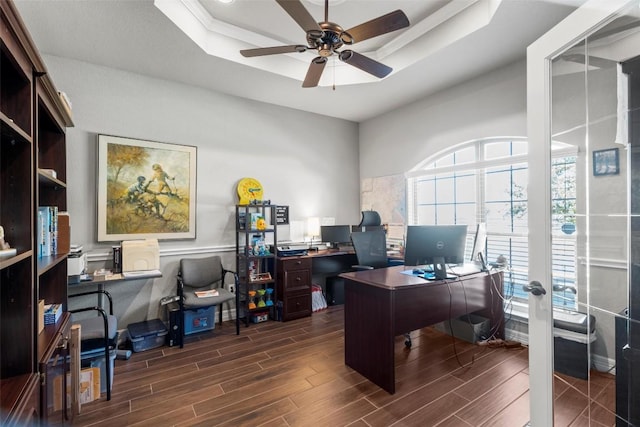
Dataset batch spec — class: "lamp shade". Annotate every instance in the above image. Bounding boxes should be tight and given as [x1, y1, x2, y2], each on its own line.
[307, 217, 320, 238]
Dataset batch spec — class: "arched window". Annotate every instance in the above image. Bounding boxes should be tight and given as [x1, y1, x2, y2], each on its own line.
[407, 137, 577, 309]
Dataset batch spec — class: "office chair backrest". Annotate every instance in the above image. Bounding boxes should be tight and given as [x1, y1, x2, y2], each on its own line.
[358, 210, 381, 227]
[180, 256, 224, 289]
[351, 230, 388, 269]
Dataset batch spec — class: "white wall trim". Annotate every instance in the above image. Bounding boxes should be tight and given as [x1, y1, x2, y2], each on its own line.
[86, 245, 235, 263]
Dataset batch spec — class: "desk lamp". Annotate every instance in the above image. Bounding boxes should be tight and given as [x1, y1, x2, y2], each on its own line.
[307, 217, 320, 251]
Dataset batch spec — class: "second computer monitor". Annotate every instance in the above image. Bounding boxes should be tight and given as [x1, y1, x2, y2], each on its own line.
[404, 225, 468, 268]
[321, 225, 352, 249]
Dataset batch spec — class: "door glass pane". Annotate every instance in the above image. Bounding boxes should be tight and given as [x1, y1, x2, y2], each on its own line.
[550, 4, 640, 424]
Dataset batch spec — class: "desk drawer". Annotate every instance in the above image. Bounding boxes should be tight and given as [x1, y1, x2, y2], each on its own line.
[280, 257, 312, 271]
[282, 267, 311, 292]
[278, 257, 312, 321]
[284, 293, 311, 321]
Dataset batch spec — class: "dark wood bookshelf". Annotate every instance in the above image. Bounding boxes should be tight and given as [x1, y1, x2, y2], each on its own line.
[1, 1, 73, 424]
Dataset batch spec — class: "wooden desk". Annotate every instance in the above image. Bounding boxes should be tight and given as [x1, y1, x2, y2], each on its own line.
[340, 266, 504, 394]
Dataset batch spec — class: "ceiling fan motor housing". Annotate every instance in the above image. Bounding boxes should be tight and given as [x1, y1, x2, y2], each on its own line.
[308, 21, 351, 57]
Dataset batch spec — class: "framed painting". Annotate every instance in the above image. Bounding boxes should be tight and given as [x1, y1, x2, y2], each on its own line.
[97, 134, 197, 241]
[592, 147, 620, 176]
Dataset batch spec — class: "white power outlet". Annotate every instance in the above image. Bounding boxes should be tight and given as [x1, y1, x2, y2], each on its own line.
[228, 284, 235, 293]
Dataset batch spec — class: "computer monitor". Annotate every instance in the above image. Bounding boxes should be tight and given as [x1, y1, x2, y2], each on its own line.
[321, 225, 351, 249]
[404, 225, 468, 279]
[470, 223, 487, 269]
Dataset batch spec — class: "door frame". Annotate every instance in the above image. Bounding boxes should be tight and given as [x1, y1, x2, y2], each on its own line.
[526, 0, 633, 424]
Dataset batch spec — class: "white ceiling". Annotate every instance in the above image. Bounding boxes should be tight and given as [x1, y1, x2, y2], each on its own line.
[13, 0, 586, 123]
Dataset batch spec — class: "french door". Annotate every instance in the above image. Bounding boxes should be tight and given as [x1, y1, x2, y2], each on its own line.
[528, 0, 640, 425]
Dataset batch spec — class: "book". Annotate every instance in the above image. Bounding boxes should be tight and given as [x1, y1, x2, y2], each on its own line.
[194, 289, 219, 298]
[44, 303, 62, 325]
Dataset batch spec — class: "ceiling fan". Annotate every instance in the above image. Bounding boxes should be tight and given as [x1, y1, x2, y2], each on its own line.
[240, 0, 410, 88]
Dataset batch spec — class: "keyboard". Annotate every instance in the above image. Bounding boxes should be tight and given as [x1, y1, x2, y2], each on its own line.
[448, 263, 483, 276]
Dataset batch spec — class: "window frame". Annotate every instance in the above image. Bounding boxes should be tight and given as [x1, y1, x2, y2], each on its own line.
[407, 137, 577, 309]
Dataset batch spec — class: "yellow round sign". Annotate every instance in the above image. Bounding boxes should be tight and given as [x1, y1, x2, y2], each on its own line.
[237, 177, 263, 204]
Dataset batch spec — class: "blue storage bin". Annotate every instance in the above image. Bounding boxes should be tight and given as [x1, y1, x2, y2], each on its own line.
[128, 319, 168, 352]
[184, 306, 215, 335]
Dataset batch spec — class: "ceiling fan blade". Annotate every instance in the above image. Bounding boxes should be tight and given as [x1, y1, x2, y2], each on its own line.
[276, 0, 324, 39]
[343, 10, 409, 44]
[240, 45, 307, 57]
[339, 50, 392, 79]
[302, 57, 327, 88]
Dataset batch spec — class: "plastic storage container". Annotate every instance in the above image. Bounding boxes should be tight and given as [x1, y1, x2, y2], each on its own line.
[184, 306, 215, 335]
[128, 319, 168, 352]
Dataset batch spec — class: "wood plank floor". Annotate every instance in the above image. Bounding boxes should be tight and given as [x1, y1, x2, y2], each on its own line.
[65, 306, 616, 427]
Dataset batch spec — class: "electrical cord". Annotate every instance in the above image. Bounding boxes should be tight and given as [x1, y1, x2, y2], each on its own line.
[442, 272, 483, 368]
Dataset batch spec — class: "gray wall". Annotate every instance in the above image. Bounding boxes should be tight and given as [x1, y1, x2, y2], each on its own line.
[45, 55, 360, 327]
[359, 60, 527, 178]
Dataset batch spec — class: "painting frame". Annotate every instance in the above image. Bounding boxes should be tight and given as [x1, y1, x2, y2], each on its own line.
[97, 134, 197, 242]
[592, 148, 620, 176]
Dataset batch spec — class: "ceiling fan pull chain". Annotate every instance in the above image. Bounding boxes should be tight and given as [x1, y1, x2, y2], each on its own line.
[333, 55, 336, 91]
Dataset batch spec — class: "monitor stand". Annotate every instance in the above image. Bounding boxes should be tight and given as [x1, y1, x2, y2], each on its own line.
[433, 257, 447, 280]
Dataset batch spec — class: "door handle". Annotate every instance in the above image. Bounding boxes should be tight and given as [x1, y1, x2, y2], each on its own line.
[523, 281, 547, 296]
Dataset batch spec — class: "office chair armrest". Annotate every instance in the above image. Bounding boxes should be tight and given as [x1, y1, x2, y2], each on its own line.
[352, 264, 374, 270]
[69, 289, 114, 315]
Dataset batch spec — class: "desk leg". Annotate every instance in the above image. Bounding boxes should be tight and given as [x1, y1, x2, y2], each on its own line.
[344, 279, 396, 394]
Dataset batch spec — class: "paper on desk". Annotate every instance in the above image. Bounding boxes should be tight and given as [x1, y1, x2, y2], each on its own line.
[194, 289, 219, 298]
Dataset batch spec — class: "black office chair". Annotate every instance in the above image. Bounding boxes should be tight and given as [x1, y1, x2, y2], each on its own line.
[351, 230, 389, 270]
[177, 256, 238, 348]
[358, 210, 382, 228]
[351, 231, 412, 347]
[69, 290, 118, 401]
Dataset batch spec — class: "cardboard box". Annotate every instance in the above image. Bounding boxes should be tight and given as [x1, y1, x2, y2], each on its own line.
[53, 367, 100, 410]
[57, 212, 70, 254]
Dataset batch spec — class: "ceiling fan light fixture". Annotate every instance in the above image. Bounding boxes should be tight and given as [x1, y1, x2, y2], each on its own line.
[216, 0, 236, 4]
[319, 43, 333, 57]
[307, 29, 325, 40]
[338, 50, 352, 62]
[340, 31, 354, 45]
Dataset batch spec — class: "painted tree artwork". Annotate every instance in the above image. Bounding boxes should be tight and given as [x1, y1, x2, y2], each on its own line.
[97, 135, 196, 241]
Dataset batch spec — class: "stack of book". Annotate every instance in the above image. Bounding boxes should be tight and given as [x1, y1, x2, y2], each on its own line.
[37, 206, 58, 257]
[44, 304, 63, 325]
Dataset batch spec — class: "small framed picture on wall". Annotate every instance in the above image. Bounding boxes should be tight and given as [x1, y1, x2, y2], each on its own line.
[592, 148, 619, 176]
